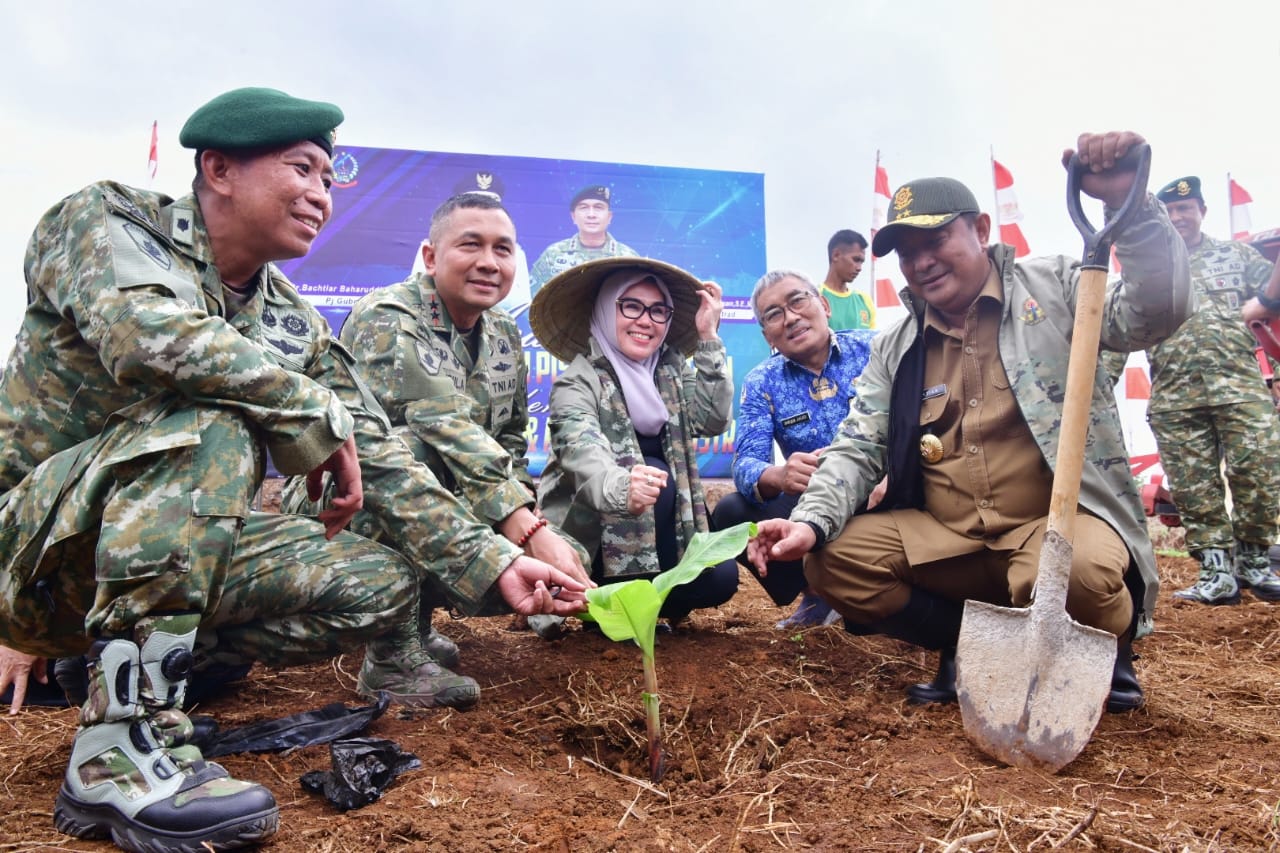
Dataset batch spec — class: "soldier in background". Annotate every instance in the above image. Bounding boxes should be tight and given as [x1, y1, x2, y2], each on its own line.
[334, 191, 591, 648]
[529, 184, 637, 295]
[0, 88, 587, 852]
[1149, 176, 1280, 605]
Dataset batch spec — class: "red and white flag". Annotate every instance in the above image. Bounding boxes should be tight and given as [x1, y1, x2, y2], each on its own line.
[871, 159, 892, 259]
[1229, 177, 1253, 240]
[992, 158, 1031, 257]
[147, 121, 159, 182]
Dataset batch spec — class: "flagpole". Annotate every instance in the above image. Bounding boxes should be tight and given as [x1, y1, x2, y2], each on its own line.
[1226, 171, 1233, 238]
[990, 145, 1000, 228]
[868, 149, 879, 287]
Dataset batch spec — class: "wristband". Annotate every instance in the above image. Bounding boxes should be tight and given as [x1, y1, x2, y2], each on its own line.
[517, 517, 548, 547]
[1257, 291, 1280, 313]
[801, 520, 827, 550]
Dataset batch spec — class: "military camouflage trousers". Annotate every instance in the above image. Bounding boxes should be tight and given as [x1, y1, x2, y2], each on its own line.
[1149, 400, 1280, 551]
[0, 401, 417, 661]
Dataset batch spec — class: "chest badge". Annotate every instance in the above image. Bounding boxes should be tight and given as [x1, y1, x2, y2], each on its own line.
[920, 433, 944, 464]
[1019, 297, 1046, 325]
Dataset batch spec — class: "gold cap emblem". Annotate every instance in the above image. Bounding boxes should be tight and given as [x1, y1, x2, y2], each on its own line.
[1176, 180, 1191, 197]
[919, 434, 944, 464]
[893, 186, 914, 213]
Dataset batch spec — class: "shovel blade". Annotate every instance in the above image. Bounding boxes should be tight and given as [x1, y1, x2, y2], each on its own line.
[955, 600, 1116, 772]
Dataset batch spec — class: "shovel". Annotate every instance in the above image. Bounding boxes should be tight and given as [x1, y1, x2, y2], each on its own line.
[955, 142, 1152, 772]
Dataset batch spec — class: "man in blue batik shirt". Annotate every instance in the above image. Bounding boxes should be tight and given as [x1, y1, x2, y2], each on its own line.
[712, 270, 877, 628]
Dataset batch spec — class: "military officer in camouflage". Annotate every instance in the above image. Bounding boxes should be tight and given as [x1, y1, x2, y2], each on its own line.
[749, 132, 1192, 714]
[1150, 176, 1280, 605]
[528, 184, 638, 295]
[0, 88, 587, 853]
[337, 191, 591, 650]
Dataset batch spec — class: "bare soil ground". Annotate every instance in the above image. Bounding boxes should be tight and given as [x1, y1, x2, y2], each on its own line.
[4, 518, 1279, 852]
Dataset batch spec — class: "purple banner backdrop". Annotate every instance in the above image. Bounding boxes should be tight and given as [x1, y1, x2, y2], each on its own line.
[279, 145, 768, 477]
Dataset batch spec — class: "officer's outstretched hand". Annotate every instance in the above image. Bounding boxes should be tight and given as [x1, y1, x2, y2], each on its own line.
[497, 555, 591, 616]
[307, 434, 364, 539]
[1, 646, 45, 715]
[748, 519, 817, 577]
[1061, 131, 1146, 210]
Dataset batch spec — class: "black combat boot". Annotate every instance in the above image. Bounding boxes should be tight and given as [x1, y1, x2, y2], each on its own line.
[1105, 638, 1144, 713]
[847, 588, 964, 704]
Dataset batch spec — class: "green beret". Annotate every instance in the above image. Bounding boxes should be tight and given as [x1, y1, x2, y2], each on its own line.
[1156, 176, 1203, 205]
[871, 177, 980, 257]
[179, 87, 344, 156]
[571, 185, 612, 209]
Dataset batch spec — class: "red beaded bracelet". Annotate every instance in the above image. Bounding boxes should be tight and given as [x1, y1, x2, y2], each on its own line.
[517, 517, 548, 547]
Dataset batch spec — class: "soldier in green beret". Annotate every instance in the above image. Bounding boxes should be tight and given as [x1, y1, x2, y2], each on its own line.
[529, 184, 638, 296]
[0, 87, 588, 852]
[1149, 176, 1280, 605]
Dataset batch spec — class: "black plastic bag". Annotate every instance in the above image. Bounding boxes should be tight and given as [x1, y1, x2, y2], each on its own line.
[300, 736, 421, 810]
[193, 692, 390, 757]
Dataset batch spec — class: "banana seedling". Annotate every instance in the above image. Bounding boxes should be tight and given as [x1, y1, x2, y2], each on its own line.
[584, 522, 755, 782]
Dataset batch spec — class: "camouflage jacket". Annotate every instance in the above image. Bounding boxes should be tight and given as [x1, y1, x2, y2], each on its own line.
[792, 196, 1193, 637]
[1147, 234, 1275, 413]
[537, 337, 732, 577]
[529, 233, 638, 293]
[0, 182, 519, 613]
[340, 274, 533, 526]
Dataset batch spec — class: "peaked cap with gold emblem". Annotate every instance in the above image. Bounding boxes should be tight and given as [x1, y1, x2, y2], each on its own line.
[871, 177, 981, 257]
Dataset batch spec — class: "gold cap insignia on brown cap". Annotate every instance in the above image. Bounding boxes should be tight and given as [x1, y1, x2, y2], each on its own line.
[893, 186, 913, 213]
[1176, 180, 1191, 197]
[920, 434, 944, 464]
[476, 172, 493, 190]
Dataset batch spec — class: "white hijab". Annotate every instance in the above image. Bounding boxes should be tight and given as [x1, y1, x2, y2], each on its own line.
[588, 270, 674, 436]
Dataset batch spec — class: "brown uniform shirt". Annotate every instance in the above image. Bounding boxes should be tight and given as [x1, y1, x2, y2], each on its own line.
[918, 265, 1054, 542]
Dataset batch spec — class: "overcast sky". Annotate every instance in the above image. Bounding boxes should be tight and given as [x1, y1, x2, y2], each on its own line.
[2, 0, 1278, 355]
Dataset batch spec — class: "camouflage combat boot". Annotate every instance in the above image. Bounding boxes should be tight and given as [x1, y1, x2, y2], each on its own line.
[1172, 548, 1240, 605]
[359, 634, 479, 710]
[54, 628, 278, 853]
[1234, 541, 1280, 602]
[419, 605, 461, 668]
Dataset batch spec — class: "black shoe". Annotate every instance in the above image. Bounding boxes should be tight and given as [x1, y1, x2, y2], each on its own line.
[1106, 641, 1144, 713]
[906, 647, 957, 705]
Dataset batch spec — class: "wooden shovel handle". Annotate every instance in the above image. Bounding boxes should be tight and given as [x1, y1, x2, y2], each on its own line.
[1046, 267, 1108, 542]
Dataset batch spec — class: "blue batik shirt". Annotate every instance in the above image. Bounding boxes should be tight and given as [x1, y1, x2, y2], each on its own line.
[732, 329, 877, 504]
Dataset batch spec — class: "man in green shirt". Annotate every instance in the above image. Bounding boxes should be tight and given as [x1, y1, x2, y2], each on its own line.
[820, 229, 875, 330]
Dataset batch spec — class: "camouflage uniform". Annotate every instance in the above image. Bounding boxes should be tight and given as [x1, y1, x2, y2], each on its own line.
[0, 182, 518, 665]
[340, 274, 533, 523]
[1146, 234, 1280, 601]
[332, 274, 587, 593]
[529, 234, 638, 296]
[537, 336, 732, 577]
[792, 196, 1193, 639]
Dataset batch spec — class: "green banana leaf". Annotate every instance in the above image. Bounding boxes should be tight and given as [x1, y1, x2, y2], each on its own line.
[584, 522, 755, 658]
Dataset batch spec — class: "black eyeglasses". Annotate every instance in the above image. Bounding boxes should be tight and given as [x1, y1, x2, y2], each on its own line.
[759, 291, 815, 329]
[616, 297, 674, 324]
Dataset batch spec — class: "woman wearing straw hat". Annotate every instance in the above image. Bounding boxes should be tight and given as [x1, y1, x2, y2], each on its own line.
[531, 257, 738, 630]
